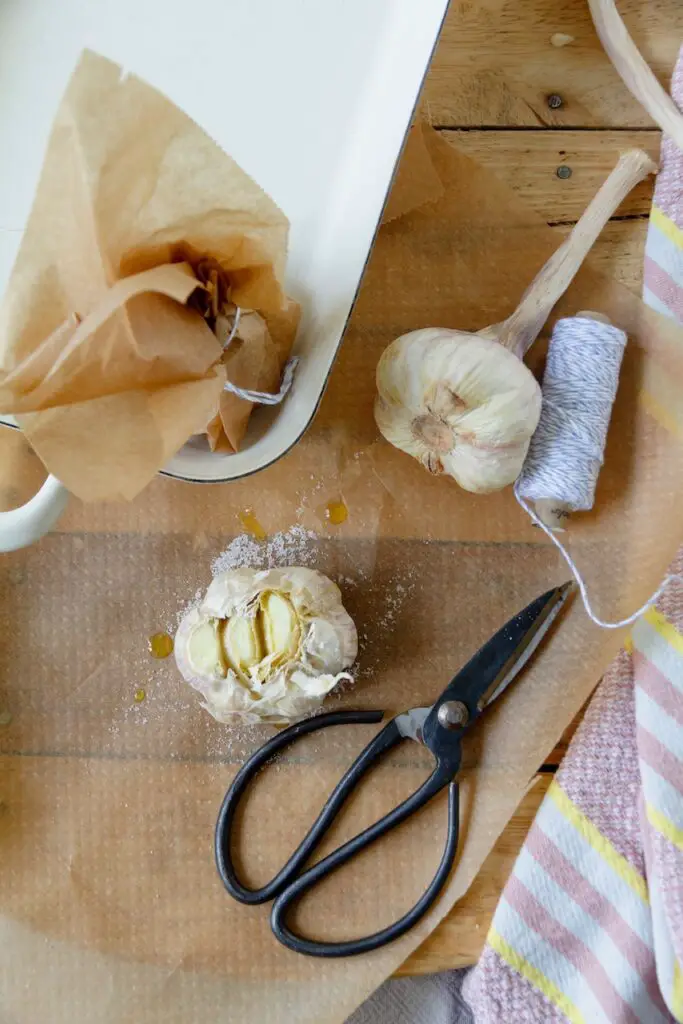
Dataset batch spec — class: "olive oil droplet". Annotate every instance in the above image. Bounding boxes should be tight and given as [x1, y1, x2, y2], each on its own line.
[0, 710, 12, 727]
[148, 632, 174, 659]
[239, 508, 267, 540]
[134, 688, 146, 704]
[326, 499, 348, 526]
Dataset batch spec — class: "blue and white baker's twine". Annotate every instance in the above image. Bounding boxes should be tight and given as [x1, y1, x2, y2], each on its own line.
[515, 315, 678, 629]
[222, 306, 298, 405]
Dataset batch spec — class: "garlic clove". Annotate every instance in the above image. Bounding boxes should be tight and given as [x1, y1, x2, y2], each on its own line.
[260, 590, 300, 661]
[440, 439, 531, 494]
[303, 616, 352, 673]
[185, 617, 227, 679]
[223, 613, 263, 674]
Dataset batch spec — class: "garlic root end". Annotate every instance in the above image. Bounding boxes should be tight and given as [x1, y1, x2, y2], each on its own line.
[412, 413, 455, 454]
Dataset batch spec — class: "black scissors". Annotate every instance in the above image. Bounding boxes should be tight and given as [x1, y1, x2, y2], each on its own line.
[215, 581, 574, 958]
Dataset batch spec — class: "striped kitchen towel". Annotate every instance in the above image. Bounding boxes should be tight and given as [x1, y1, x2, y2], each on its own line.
[463, 52, 683, 1024]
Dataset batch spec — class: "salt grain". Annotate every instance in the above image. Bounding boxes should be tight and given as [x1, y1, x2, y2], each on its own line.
[208, 524, 320, 580]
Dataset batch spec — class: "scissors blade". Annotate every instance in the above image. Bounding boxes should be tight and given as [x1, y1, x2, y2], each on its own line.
[422, 581, 575, 749]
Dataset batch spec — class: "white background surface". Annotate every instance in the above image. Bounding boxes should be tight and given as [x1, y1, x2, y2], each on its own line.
[0, 0, 448, 480]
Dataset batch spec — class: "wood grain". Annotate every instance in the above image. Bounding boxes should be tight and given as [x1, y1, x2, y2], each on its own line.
[423, 0, 683, 128]
[441, 130, 654, 292]
[397, 775, 554, 975]
[587, 0, 683, 149]
[441, 130, 660, 220]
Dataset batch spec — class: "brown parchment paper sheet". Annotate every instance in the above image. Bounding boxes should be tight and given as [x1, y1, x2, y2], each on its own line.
[0, 51, 299, 502]
[0, 123, 682, 1024]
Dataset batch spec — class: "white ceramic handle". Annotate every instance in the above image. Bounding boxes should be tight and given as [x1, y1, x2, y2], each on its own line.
[0, 475, 70, 552]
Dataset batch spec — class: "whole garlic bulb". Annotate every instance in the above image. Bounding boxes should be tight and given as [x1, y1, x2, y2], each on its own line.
[175, 567, 358, 725]
[375, 329, 541, 492]
[375, 149, 656, 494]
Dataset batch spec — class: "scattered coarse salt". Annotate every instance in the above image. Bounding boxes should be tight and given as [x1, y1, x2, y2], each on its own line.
[210, 524, 319, 577]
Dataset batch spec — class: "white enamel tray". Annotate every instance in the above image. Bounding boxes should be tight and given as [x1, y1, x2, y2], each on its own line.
[0, 0, 448, 547]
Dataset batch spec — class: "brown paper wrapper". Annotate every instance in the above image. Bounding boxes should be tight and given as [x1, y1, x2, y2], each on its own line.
[0, 123, 682, 1023]
[0, 51, 299, 500]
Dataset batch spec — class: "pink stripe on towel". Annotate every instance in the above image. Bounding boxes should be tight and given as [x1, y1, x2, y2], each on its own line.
[638, 727, 683, 795]
[504, 876, 642, 1024]
[526, 827, 666, 1013]
[643, 255, 683, 319]
[634, 650, 683, 726]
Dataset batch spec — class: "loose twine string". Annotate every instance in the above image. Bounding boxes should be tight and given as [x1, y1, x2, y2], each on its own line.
[515, 316, 678, 628]
[222, 306, 299, 405]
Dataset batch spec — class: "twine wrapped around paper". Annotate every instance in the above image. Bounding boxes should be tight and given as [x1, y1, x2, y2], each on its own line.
[0, 51, 300, 501]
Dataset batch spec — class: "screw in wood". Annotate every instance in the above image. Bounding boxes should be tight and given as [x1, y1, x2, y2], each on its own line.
[547, 93, 563, 109]
[556, 165, 573, 179]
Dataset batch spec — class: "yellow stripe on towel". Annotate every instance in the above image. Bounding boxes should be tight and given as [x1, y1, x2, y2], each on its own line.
[644, 607, 683, 658]
[489, 928, 585, 1024]
[672, 960, 683, 1022]
[651, 205, 683, 250]
[647, 803, 683, 852]
[550, 783, 649, 902]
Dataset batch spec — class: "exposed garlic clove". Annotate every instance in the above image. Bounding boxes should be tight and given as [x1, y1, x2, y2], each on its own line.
[260, 590, 300, 661]
[223, 613, 264, 674]
[175, 567, 357, 725]
[375, 329, 542, 492]
[185, 617, 227, 679]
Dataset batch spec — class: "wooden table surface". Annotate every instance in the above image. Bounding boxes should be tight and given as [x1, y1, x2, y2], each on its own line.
[1, 0, 679, 993]
[397, 0, 682, 977]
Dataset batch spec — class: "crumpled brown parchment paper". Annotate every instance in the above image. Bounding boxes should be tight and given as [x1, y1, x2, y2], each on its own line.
[0, 123, 681, 1024]
[0, 51, 299, 501]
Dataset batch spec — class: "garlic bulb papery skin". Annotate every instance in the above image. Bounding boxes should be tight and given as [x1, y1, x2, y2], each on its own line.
[375, 328, 542, 493]
[374, 149, 656, 495]
[174, 567, 358, 726]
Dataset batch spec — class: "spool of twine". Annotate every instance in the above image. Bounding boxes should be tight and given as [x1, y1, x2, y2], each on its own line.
[515, 312, 677, 628]
[517, 312, 625, 530]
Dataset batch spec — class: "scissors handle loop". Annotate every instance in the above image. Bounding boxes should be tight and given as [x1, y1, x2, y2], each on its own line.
[271, 779, 459, 957]
[215, 709, 459, 955]
[216, 710, 387, 905]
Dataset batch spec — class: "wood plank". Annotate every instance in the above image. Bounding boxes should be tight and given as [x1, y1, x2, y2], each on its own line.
[397, 775, 553, 975]
[437, 130, 655, 294]
[561, 220, 648, 295]
[423, 0, 683, 128]
[440, 130, 660, 221]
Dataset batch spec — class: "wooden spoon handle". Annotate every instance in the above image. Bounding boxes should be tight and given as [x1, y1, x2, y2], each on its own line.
[497, 149, 656, 357]
[588, 0, 683, 151]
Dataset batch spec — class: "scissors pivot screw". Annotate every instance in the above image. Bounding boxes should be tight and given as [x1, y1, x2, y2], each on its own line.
[437, 700, 469, 730]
